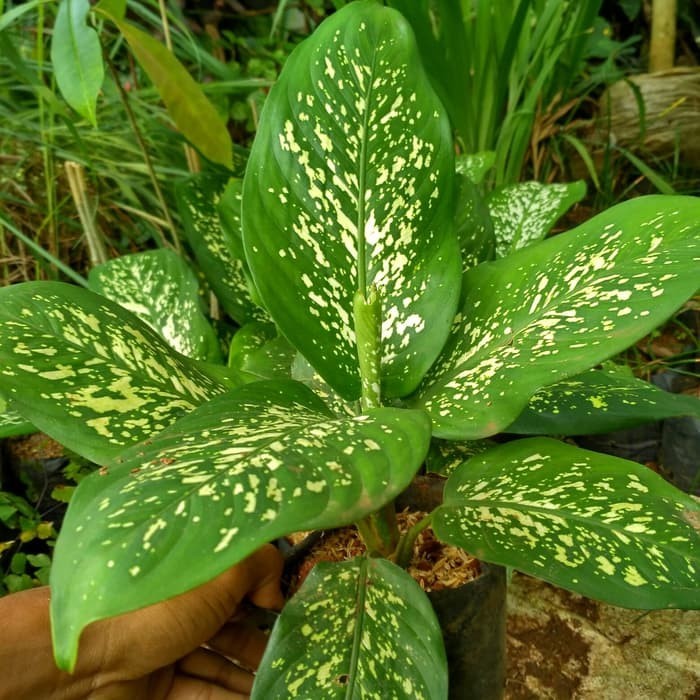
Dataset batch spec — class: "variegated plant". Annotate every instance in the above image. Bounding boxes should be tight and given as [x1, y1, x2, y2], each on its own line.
[0, 2, 699, 698]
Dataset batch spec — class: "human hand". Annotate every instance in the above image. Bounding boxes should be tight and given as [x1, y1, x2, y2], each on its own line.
[0, 544, 285, 700]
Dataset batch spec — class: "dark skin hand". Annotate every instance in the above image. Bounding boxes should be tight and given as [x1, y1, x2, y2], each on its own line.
[0, 544, 285, 700]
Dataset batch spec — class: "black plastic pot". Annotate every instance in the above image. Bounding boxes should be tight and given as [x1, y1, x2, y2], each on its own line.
[397, 476, 507, 700]
[428, 562, 507, 700]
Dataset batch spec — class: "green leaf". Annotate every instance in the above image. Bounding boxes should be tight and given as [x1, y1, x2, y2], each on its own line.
[454, 152, 497, 270]
[253, 557, 447, 699]
[425, 438, 495, 477]
[95, 6, 232, 168]
[94, 0, 125, 20]
[489, 180, 587, 257]
[242, 0, 462, 400]
[51, 0, 104, 126]
[0, 396, 35, 439]
[0, 492, 37, 526]
[432, 438, 700, 609]
[0, 0, 53, 33]
[455, 172, 494, 270]
[0, 282, 228, 463]
[50, 380, 431, 670]
[88, 249, 222, 363]
[228, 322, 295, 383]
[415, 195, 700, 440]
[291, 353, 358, 418]
[507, 369, 700, 435]
[177, 174, 267, 325]
[386, 0, 470, 151]
[455, 151, 495, 185]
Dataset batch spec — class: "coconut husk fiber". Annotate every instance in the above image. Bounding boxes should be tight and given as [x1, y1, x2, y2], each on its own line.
[598, 67, 700, 165]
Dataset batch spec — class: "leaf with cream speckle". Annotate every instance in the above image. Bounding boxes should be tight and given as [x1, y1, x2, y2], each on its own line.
[50, 380, 431, 671]
[416, 195, 700, 439]
[177, 174, 268, 325]
[241, 0, 461, 401]
[432, 438, 700, 609]
[0, 282, 229, 463]
[489, 180, 586, 257]
[88, 249, 222, 363]
[456, 151, 495, 185]
[425, 438, 495, 477]
[507, 369, 700, 435]
[253, 557, 447, 699]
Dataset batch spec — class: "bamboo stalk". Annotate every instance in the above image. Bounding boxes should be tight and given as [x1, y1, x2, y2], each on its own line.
[649, 0, 677, 72]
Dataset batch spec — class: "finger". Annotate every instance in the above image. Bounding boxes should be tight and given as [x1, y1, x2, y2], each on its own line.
[167, 674, 250, 700]
[177, 648, 254, 694]
[233, 545, 285, 612]
[207, 622, 271, 669]
[89, 545, 285, 676]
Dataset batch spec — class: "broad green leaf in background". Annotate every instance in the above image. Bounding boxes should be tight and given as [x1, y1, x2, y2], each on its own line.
[51, 0, 104, 126]
[415, 196, 700, 439]
[227, 322, 295, 383]
[95, 3, 232, 168]
[454, 154, 497, 270]
[455, 174, 494, 270]
[455, 152, 496, 185]
[507, 369, 700, 435]
[386, 0, 470, 153]
[50, 380, 432, 670]
[253, 557, 447, 699]
[425, 438, 495, 477]
[433, 438, 700, 609]
[177, 175, 267, 325]
[489, 180, 587, 257]
[291, 353, 358, 418]
[0, 396, 35, 439]
[242, 0, 462, 401]
[0, 282, 228, 463]
[88, 249, 222, 363]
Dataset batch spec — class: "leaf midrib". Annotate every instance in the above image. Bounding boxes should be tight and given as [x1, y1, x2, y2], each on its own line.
[65, 0, 97, 120]
[345, 557, 369, 700]
[440, 497, 700, 562]
[355, 49, 379, 297]
[426, 237, 697, 393]
[102, 403, 352, 532]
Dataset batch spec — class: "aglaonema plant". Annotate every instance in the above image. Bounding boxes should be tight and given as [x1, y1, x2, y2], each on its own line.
[0, 2, 699, 698]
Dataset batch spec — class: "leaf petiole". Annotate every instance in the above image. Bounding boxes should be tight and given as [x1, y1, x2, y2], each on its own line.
[394, 513, 433, 569]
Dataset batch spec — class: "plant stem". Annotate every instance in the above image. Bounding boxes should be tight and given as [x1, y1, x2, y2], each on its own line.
[356, 504, 399, 558]
[394, 513, 432, 569]
[37, 0, 59, 275]
[353, 286, 400, 557]
[157, 0, 173, 51]
[65, 161, 108, 267]
[105, 55, 180, 252]
[353, 287, 382, 412]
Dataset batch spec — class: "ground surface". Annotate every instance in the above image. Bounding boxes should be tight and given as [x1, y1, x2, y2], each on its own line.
[505, 573, 700, 699]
